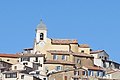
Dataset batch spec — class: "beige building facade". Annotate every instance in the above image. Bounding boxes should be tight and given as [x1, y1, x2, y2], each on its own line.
[2, 71, 41, 80]
[0, 54, 19, 64]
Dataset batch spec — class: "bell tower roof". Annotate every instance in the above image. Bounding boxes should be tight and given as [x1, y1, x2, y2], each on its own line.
[36, 19, 47, 30]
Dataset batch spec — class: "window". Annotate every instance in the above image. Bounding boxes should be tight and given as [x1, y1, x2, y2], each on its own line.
[97, 71, 99, 76]
[56, 66, 62, 71]
[102, 72, 105, 76]
[82, 71, 86, 75]
[64, 76, 67, 80]
[74, 71, 79, 76]
[77, 59, 81, 64]
[12, 73, 17, 78]
[21, 57, 30, 61]
[105, 57, 107, 60]
[53, 55, 57, 60]
[103, 62, 106, 68]
[43, 78, 46, 80]
[81, 50, 84, 53]
[23, 62, 28, 65]
[7, 59, 10, 61]
[40, 64, 42, 67]
[99, 72, 103, 77]
[35, 57, 38, 62]
[21, 75, 24, 79]
[62, 55, 66, 60]
[73, 78, 79, 80]
[91, 71, 94, 76]
[36, 71, 39, 74]
[5, 74, 10, 78]
[88, 70, 91, 76]
[14, 66, 17, 70]
[40, 33, 44, 40]
[5, 73, 17, 78]
[90, 49, 92, 51]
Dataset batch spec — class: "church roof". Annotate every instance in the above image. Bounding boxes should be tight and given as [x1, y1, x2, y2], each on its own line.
[79, 44, 90, 48]
[51, 39, 78, 44]
[36, 19, 47, 30]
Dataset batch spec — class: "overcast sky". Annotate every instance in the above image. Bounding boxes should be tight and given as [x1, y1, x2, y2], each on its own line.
[0, 0, 120, 63]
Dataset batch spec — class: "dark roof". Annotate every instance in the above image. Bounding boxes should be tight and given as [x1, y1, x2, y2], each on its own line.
[36, 20, 47, 30]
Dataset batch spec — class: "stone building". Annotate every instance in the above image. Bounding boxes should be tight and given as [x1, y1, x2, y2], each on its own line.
[0, 20, 119, 80]
[90, 50, 120, 69]
[31, 20, 105, 80]
[0, 54, 19, 64]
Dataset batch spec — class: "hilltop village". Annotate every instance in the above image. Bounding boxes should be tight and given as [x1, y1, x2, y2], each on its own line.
[0, 20, 120, 80]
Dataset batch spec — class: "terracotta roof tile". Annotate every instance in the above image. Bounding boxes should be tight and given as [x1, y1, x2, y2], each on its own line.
[107, 70, 120, 74]
[72, 53, 94, 58]
[19, 53, 45, 57]
[47, 50, 93, 58]
[79, 44, 90, 48]
[0, 54, 19, 58]
[90, 50, 104, 54]
[105, 68, 120, 74]
[84, 65, 103, 71]
[44, 60, 75, 65]
[51, 39, 78, 44]
[47, 50, 71, 55]
[2, 70, 31, 74]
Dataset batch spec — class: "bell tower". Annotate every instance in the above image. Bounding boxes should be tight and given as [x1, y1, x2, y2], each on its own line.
[36, 19, 47, 43]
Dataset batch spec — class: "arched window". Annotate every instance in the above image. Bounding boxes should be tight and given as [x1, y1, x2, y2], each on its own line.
[40, 33, 44, 40]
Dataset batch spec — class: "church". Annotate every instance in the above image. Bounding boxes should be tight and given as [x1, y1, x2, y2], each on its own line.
[22, 20, 105, 80]
[1, 20, 120, 80]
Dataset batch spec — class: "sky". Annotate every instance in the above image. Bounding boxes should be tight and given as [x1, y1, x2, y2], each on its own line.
[0, 0, 120, 63]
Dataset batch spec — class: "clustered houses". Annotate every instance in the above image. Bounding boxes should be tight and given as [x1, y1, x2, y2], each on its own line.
[0, 20, 120, 80]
